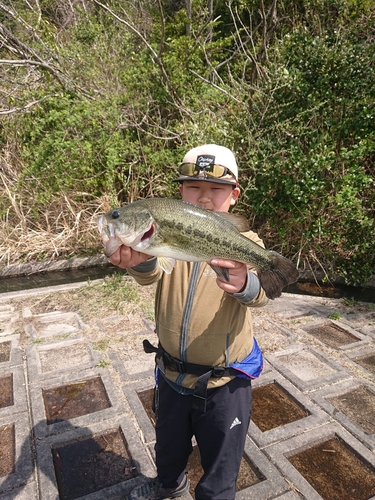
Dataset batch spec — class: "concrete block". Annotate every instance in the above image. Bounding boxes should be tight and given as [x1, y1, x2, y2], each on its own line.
[311, 377, 375, 451]
[28, 367, 127, 438]
[35, 415, 155, 500]
[145, 437, 289, 500]
[263, 293, 342, 321]
[24, 311, 88, 340]
[0, 364, 28, 418]
[0, 305, 19, 337]
[249, 371, 330, 448]
[26, 338, 101, 382]
[266, 343, 350, 392]
[253, 318, 298, 354]
[345, 346, 375, 380]
[109, 349, 155, 382]
[0, 336, 23, 368]
[122, 377, 156, 444]
[0, 412, 33, 495]
[265, 422, 375, 500]
[298, 319, 371, 351]
[0, 482, 37, 500]
[235, 438, 290, 500]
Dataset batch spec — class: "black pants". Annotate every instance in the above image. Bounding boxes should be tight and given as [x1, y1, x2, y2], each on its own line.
[154, 375, 252, 500]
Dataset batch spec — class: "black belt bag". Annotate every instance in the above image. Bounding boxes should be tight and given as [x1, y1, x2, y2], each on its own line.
[143, 339, 237, 412]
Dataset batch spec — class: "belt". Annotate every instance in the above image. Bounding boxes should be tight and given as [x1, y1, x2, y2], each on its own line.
[143, 339, 236, 412]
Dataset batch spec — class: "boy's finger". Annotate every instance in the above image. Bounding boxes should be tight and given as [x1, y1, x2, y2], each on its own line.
[210, 258, 236, 268]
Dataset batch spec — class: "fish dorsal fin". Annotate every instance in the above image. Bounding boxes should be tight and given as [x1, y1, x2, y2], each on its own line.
[215, 212, 250, 232]
[157, 256, 176, 274]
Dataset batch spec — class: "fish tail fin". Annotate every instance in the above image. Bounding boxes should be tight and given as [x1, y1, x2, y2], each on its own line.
[258, 252, 299, 300]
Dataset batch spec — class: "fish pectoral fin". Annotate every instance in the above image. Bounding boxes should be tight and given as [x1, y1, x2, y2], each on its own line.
[157, 256, 176, 274]
[209, 264, 230, 282]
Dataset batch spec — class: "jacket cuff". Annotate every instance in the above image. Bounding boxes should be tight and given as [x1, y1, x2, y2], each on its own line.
[131, 256, 158, 273]
[232, 271, 260, 303]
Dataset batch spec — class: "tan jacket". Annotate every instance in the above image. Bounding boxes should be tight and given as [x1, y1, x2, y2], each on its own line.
[128, 230, 268, 389]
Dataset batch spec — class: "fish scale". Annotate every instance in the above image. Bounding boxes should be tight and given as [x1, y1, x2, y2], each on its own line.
[98, 198, 299, 299]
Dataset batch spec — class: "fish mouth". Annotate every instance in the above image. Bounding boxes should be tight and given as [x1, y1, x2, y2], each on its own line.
[98, 215, 155, 253]
[141, 223, 155, 243]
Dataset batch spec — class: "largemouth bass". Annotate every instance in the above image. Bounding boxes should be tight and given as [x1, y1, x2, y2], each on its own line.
[98, 198, 299, 299]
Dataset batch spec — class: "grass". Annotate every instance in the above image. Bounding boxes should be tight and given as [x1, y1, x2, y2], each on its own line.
[328, 312, 342, 320]
[22, 273, 156, 323]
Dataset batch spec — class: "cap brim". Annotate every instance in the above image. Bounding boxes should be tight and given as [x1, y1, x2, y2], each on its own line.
[172, 176, 237, 185]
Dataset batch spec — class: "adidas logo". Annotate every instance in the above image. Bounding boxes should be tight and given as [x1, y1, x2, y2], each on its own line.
[230, 417, 242, 429]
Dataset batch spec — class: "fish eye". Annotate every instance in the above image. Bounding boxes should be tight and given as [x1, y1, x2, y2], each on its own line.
[112, 210, 120, 219]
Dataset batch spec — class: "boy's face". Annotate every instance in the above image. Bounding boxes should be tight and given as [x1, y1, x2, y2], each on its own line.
[179, 180, 240, 212]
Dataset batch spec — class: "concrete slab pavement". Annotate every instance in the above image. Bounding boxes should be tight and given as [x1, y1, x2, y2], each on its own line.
[0, 281, 375, 499]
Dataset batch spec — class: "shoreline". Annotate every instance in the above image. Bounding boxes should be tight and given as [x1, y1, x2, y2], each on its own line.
[1, 254, 374, 290]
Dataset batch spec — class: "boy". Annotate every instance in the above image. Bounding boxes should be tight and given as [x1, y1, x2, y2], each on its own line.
[109, 144, 268, 500]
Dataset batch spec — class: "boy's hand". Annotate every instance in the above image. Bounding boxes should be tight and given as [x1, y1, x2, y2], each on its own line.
[109, 245, 150, 269]
[210, 259, 248, 293]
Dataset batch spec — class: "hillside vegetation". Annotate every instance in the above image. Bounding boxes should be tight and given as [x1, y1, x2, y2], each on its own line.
[1, 0, 374, 286]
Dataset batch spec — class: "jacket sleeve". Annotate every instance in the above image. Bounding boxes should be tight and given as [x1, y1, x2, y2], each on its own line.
[126, 257, 163, 285]
[229, 230, 269, 308]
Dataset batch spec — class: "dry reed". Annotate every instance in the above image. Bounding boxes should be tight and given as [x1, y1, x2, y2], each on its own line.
[0, 171, 111, 269]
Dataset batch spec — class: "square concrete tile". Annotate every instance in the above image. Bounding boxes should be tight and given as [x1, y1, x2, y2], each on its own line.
[0, 412, 33, 496]
[35, 415, 155, 500]
[108, 344, 156, 381]
[266, 343, 350, 392]
[311, 378, 375, 451]
[0, 336, 23, 368]
[265, 422, 375, 500]
[345, 346, 375, 380]
[0, 365, 28, 418]
[360, 324, 375, 338]
[298, 319, 371, 351]
[26, 338, 101, 381]
[263, 293, 327, 320]
[249, 371, 330, 448]
[29, 367, 127, 438]
[272, 492, 302, 500]
[24, 311, 87, 340]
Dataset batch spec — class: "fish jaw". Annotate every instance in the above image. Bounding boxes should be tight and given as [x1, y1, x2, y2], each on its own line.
[130, 223, 156, 251]
[98, 215, 156, 257]
[102, 234, 124, 257]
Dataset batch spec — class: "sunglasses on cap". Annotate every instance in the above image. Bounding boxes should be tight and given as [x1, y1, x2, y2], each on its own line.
[178, 162, 235, 179]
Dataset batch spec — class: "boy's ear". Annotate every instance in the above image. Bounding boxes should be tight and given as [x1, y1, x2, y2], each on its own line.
[230, 186, 240, 206]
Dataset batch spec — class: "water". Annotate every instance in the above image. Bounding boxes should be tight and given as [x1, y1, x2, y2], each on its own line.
[0, 265, 374, 303]
[285, 281, 375, 303]
[0, 264, 125, 294]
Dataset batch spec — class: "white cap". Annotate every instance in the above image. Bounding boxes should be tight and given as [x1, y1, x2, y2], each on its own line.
[173, 144, 238, 185]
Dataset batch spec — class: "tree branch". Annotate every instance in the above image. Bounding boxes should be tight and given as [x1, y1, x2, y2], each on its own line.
[0, 93, 59, 115]
[93, 0, 187, 112]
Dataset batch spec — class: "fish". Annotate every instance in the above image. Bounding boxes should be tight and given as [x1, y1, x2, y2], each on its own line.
[97, 198, 299, 299]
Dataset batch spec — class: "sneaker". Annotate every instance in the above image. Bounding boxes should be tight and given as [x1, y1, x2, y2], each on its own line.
[128, 474, 190, 500]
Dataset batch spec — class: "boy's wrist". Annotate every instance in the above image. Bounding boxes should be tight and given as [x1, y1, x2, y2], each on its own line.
[131, 256, 158, 273]
[231, 271, 260, 302]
